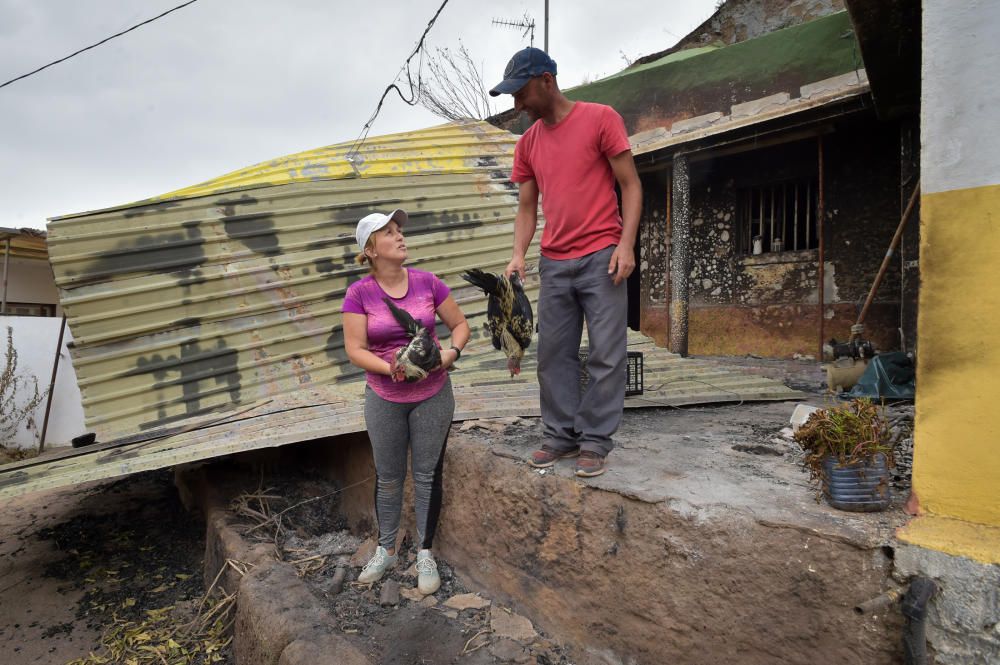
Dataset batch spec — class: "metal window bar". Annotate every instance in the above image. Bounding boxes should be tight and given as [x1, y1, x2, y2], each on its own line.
[758, 189, 764, 252]
[780, 182, 784, 249]
[806, 182, 811, 248]
[739, 180, 818, 254]
[770, 185, 775, 252]
[793, 182, 799, 250]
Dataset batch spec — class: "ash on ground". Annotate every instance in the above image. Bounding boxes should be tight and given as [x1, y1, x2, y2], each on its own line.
[27, 470, 228, 664]
[229, 472, 573, 664]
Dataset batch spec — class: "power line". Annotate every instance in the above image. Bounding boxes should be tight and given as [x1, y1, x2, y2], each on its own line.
[345, 0, 451, 166]
[0, 0, 202, 90]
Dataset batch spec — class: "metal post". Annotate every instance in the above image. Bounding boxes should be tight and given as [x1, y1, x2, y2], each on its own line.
[544, 0, 549, 52]
[817, 136, 826, 361]
[39, 315, 67, 453]
[670, 154, 691, 356]
[1, 239, 10, 314]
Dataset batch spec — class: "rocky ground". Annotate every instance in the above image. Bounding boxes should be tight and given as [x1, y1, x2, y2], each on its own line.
[223, 472, 572, 665]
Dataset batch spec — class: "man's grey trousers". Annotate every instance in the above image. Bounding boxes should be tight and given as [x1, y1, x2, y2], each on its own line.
[537, 244, 627, 457]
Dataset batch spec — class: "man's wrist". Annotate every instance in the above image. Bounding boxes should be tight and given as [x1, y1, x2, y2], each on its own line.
[450, 346, 463, 361]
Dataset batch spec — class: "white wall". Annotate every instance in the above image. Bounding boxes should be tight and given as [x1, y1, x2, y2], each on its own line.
[0, 315, 86, 449]
[3, 256, 60, 308]
[922, 0, 1000, 194]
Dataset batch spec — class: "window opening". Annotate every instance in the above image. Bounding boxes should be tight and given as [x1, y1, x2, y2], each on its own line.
[737, 179, 818, 255]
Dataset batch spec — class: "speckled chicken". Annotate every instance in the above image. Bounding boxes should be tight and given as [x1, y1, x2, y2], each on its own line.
[383, 297, 441, 382]
[461, 269, 533, 377]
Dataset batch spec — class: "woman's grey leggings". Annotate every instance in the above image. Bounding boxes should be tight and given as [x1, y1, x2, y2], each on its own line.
[364, 379, 454, 551]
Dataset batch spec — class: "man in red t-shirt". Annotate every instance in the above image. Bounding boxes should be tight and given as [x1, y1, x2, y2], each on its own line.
[490, 47, 642, 477]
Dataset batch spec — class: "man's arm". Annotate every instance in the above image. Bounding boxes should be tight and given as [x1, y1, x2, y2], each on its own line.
[607, 150, 642, 286]
[505, 178, 540, 280]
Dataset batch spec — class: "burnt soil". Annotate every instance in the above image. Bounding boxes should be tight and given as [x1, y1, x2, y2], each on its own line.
[0, 470, 224, 664]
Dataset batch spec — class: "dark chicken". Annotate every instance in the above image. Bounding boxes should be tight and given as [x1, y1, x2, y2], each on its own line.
[461, 268, 533, 377]
[382, 297, 442, 382]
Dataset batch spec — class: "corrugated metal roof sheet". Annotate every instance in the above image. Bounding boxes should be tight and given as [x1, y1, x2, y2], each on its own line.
[46, 120, 528, 441]
[12, 119, 805, 499]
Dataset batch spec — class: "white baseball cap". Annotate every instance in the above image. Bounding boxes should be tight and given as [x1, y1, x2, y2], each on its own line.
[355, 209, 408, 251]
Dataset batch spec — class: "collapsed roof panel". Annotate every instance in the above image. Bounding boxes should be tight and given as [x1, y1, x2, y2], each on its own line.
[45, 120, 526, 441]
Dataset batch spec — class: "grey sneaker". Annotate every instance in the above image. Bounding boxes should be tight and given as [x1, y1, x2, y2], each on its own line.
[357, 546, 398, 584]
[416, 549, 441, 595]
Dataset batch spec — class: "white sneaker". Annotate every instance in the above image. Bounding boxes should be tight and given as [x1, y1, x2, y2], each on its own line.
[416, 549, 441, 595]
[357, 546, 398, 584]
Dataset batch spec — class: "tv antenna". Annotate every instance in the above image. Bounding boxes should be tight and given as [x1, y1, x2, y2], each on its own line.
[492, 13, 536, 47]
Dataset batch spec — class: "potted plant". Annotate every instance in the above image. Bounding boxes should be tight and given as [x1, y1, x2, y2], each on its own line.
[793, 398, 895, 512]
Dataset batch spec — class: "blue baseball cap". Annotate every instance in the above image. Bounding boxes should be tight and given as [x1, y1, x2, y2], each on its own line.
[489, 47, 558, 97]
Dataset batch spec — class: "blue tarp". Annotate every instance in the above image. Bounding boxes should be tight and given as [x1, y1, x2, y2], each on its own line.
[846, 352, 915, 400]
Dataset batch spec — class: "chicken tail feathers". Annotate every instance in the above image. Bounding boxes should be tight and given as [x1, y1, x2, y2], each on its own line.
[461, 268, 502, 296]
[382, 297, 421, 337]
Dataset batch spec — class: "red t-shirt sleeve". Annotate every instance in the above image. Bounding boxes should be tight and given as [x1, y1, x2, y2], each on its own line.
[600, 106, 632, 158]
[511, 133, 535, 183]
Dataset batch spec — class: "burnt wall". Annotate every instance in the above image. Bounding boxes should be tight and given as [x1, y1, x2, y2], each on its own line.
[898, 118, 920, 354]
[687, 138, 824, 309]
[640, 114, 903, 355]
[822, 117, 902, 308]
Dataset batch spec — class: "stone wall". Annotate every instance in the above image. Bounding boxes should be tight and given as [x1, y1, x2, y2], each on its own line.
[895, 543, 1000, 664]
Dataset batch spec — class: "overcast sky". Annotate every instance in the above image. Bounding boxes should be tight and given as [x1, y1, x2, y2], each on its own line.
[1, 0, 717, 230]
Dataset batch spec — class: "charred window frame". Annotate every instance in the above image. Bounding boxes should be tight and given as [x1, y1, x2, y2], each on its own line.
[737, 179, 819, 255]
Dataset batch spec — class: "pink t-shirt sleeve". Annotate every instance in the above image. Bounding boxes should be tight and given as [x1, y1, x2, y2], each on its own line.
[431, 274, 451, 308]
[342, 283, 366, 314]
[600, 107, 632, 158]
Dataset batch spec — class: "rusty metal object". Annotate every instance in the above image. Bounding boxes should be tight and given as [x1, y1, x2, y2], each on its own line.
[854, 587, 903, 615]
[38, 315, 67, 452]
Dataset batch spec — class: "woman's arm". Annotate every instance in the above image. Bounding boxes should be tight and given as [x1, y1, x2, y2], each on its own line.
[343, 312, 392, 376]
[436, 295, 470, 370]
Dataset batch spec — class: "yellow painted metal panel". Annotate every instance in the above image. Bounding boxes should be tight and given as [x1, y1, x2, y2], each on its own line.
[46, 121, 533, 441]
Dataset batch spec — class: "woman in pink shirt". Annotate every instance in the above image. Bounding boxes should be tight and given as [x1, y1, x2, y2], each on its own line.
[342, 208, 469, 595]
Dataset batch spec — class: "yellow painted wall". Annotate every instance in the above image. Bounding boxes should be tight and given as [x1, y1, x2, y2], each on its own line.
[902, 183, 1000, 563]
[899, 0, 1000, 565]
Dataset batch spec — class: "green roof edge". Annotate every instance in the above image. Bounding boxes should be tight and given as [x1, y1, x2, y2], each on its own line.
[565, 11, 860, 106]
